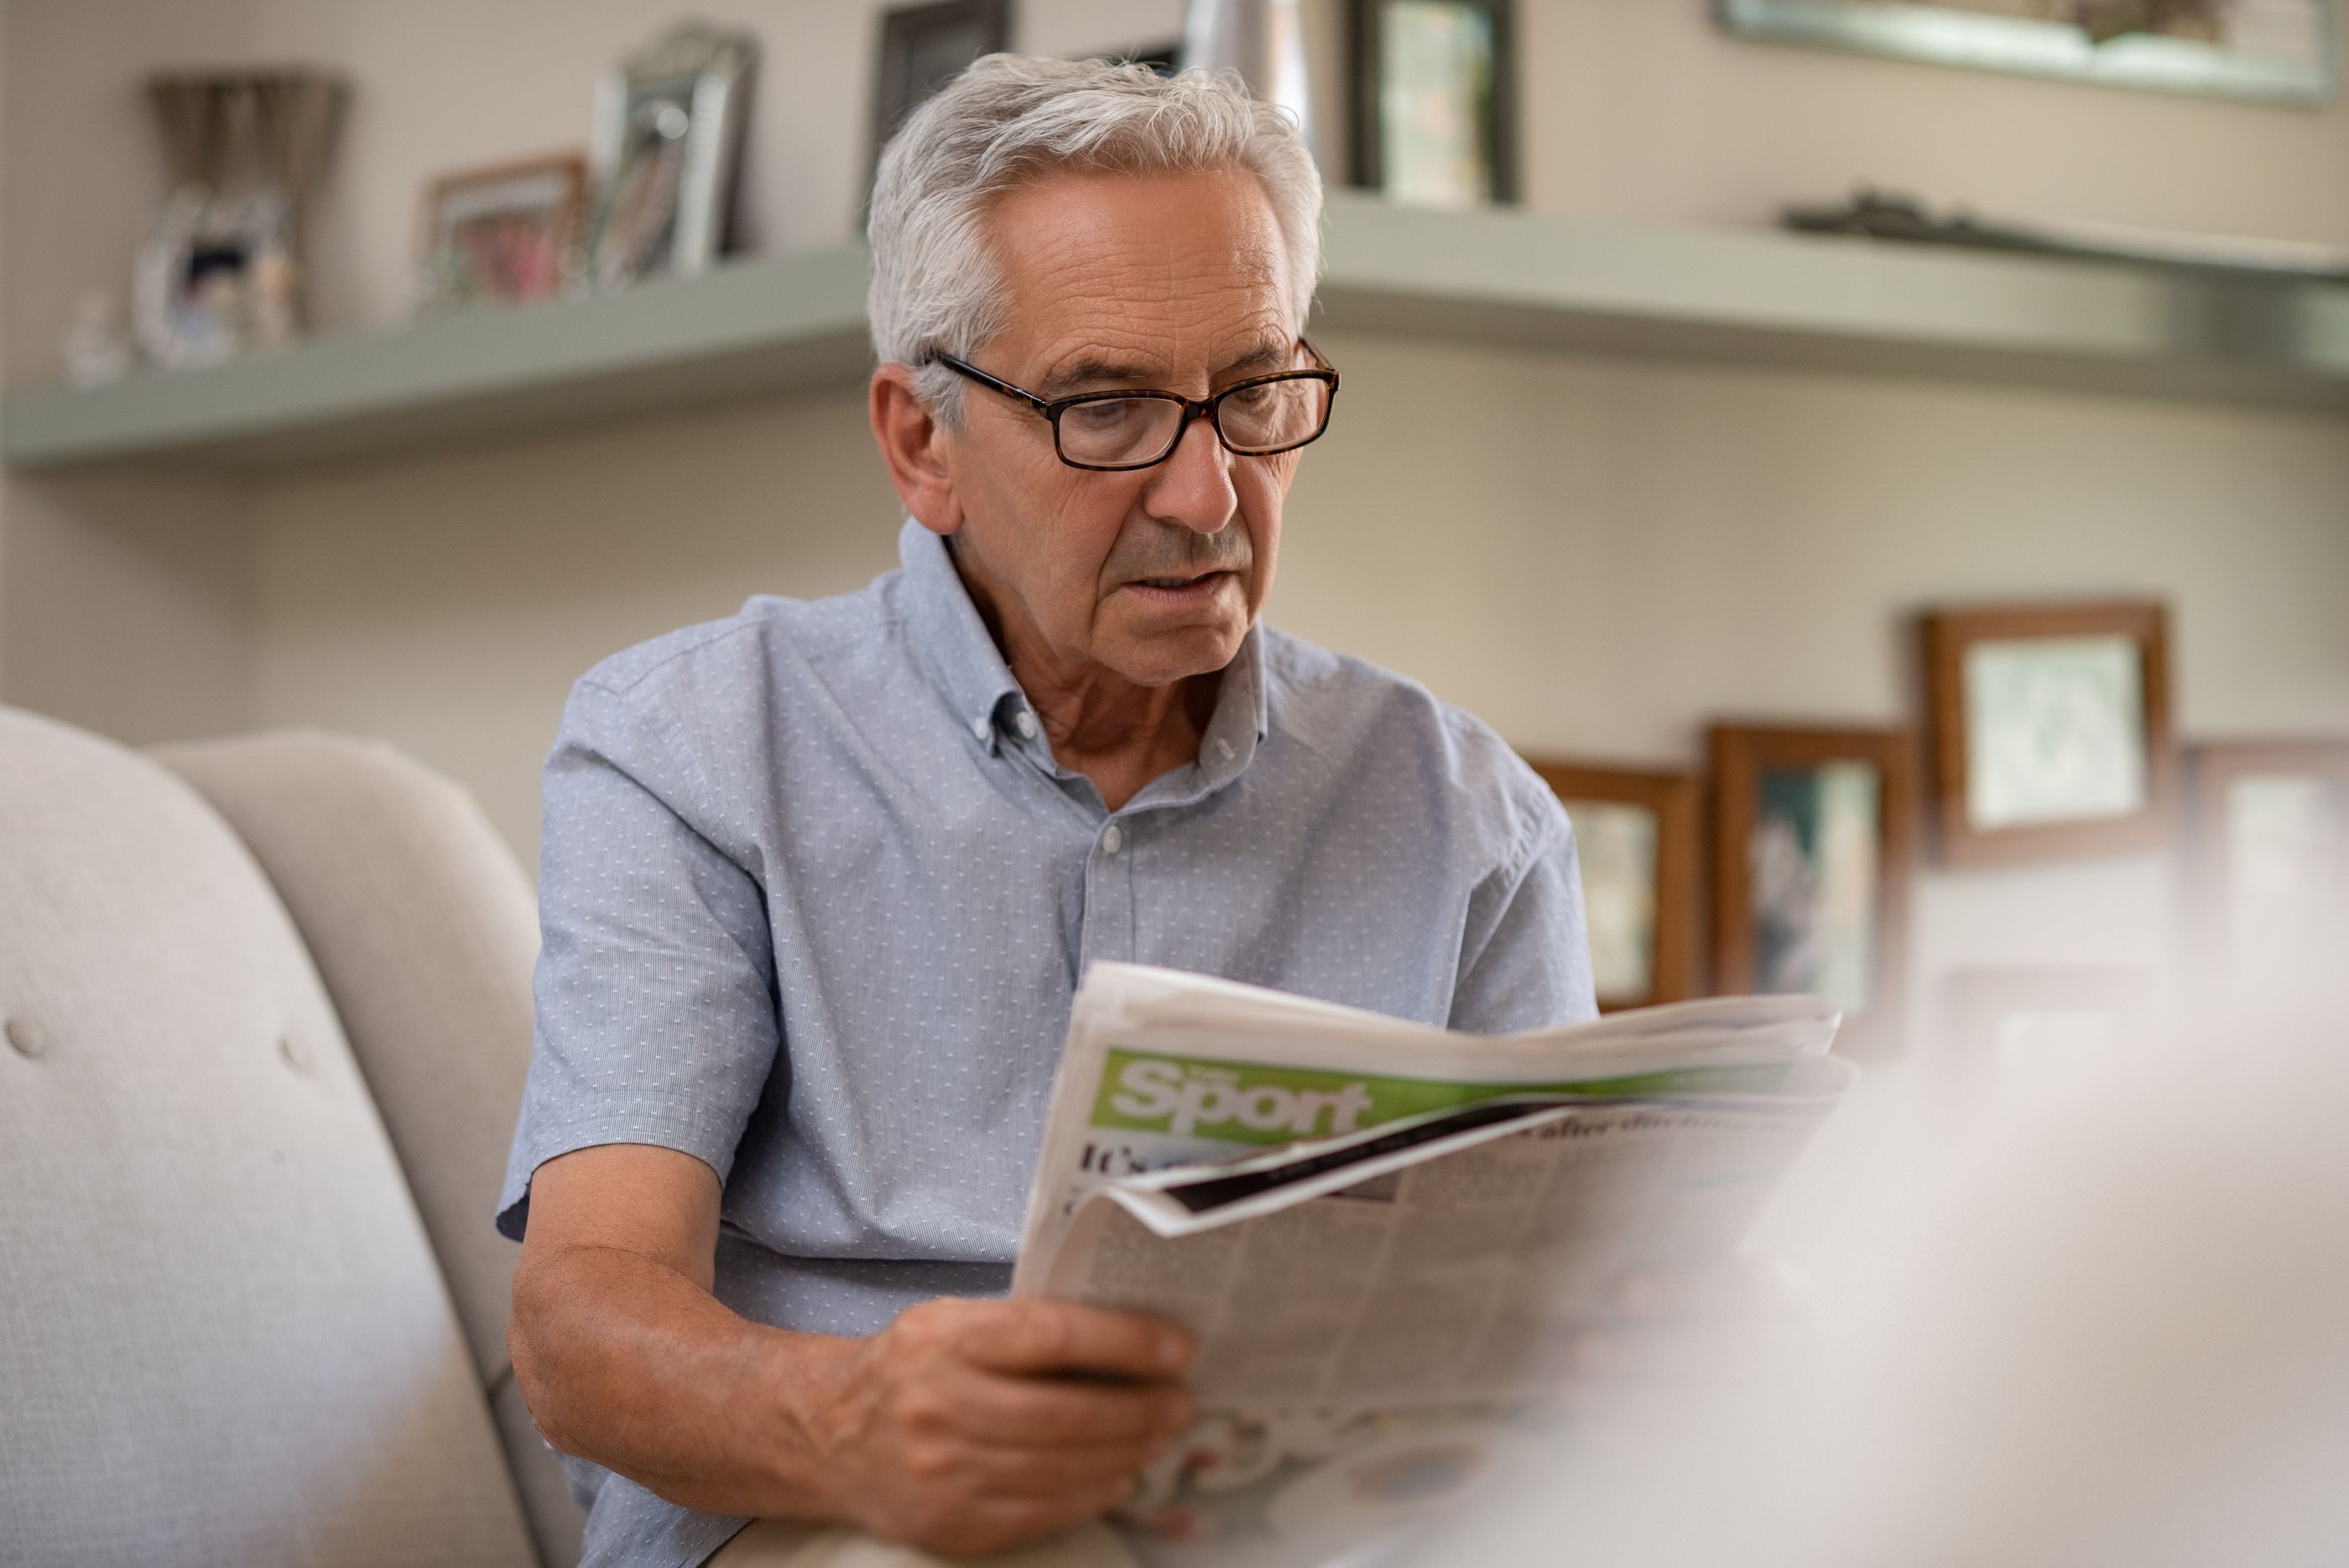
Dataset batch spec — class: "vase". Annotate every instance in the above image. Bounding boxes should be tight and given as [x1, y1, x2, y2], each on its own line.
[1181, 0, 1346, 180]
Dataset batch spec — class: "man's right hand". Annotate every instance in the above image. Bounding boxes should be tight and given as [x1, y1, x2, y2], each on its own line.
[804, 1297, 1194, 1555]
[509, 1144, 1193, 1561]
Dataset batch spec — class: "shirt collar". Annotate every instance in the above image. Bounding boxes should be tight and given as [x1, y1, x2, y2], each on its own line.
[898, 518, 1024, 753]
[896, 516, 1270, 783]
[1192, 621, 1268, 793]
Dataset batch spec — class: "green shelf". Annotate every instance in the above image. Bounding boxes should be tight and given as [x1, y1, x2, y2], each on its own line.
[1315, 196, 2349, 414]
[2, 244, 872, 471]
[7, 192, 2344, 474]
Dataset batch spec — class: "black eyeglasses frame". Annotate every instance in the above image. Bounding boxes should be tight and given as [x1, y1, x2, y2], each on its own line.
[923, 341, 1341, 472]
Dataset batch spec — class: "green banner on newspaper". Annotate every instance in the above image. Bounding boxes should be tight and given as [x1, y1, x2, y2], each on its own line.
[1090, 1049, 1793, 1146]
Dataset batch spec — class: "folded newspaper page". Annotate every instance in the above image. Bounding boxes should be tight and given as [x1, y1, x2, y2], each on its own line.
[1010, 964, 1856, 1565]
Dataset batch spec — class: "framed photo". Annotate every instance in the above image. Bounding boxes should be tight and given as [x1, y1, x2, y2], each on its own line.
[132, 185, 299, 366]
[1349, 0, 1518, 207]
[1522, 759, 1703, 1011]
[586, 22, 758, 289]
[2185, 738, 2349, 991]
[1923, 601, 2176, 867]
[414, 154, 586, 312]
[1716, 0, 2337, 107]
[872, 0, 1013, 194]
[1711, 724, 1919, 1052]
[1940, 965, 2158, 1109]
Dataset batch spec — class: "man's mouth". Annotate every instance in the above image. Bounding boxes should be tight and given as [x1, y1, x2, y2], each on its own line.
[1134, 571, 1224, 591]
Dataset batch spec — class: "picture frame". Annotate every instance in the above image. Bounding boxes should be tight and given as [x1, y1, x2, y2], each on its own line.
[1716, 0, 2337, 107]
[586, 22, 758, 290]
[1522, 759, 1704, 1011]
[872, 0, 1013, 196]
[2184, 737, 2349, 990]
[414, 153, 586, 313]
[1922, 600, 2176, 868]
[132, 185, 299, 367]
[1940, 964, 2158, 1109]
[1348, 0, 1518, 206]
[1711, 724, 1919, 1053]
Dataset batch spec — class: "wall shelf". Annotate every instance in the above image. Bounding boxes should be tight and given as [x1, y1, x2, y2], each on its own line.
[1, 244, 874, 472]
[1319, 197, 2349, 416]
[8, 192, 2346, 474]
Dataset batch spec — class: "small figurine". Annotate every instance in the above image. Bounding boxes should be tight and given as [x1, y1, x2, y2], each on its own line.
[60, 289, 133, 387]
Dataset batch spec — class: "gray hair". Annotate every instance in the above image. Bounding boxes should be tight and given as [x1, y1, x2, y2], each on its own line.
[867, 53, 1324, 428]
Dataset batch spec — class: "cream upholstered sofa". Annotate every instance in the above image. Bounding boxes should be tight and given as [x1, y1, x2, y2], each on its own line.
[0, 706, 586, 1566]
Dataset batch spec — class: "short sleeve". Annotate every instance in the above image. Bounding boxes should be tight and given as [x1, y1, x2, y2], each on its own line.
[496, 676, 781, 1241]
[1448, 791, 1600, 1035]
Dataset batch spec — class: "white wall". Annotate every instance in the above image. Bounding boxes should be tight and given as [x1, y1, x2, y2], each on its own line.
[250, 390, 900, 841]
[1522, 3, 2349, 242]
[1, 471, 257, 739]
[6, 0, 2348, 1048]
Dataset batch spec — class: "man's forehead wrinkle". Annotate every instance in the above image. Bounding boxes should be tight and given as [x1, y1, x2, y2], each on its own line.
[991, 180, 1289, 279]
[1034, 323, 1292, 398]
[1023, 274, 1294, 393]
[983, 167, 1298, 395]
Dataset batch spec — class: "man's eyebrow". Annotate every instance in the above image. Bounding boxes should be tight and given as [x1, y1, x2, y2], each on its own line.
[1214, 341, 1294, 378]
[1038, 341, 1296, 399]
[1039, 355, 1159, 399]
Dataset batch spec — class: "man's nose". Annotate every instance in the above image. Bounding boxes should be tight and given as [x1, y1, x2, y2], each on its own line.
[1140, 412, 1239, 534]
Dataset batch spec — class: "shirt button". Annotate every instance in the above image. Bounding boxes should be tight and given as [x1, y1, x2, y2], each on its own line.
[5, 1017, 49, 1059]
[971, 716, 991, 742]
[1101, 824, 1123, 856]
[1014, 711, 1038, 739]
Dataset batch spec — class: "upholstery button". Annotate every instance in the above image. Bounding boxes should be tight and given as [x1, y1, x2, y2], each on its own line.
[278, 1034, 311, 1073]
[5, 1017, 48, 1060]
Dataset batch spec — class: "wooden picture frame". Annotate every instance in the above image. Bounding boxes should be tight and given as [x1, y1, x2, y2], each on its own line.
[1711, 724, 1918, 1054]
[1940, 964, 2159, 1110]
[1522, 758, 1702, 1011]
[1348, 0, 1519, 206]
[1923, 601, 2176, 868]
[414, 153, 587, 311]
[2184, 737, 2349, 987]
[870, 0, 1012, 197]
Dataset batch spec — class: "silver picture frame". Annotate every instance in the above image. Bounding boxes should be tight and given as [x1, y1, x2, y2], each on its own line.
[1716, 0, 2337, 105]
[587, 21, 758, 288]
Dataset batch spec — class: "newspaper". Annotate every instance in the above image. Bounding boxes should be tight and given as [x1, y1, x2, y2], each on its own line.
[1009, 964, 1856, 1564]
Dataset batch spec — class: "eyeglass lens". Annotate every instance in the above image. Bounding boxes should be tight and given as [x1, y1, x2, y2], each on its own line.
[1057, 378, 1330, 467]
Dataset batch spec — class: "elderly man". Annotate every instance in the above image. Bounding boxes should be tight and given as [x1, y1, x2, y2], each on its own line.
[501, 55, 1594, 1568]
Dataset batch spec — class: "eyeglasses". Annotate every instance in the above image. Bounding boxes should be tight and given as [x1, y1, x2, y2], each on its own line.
[925, 341, 1341, 471]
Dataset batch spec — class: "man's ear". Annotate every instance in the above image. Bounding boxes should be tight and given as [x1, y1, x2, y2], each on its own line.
[870, 364, 963, 536]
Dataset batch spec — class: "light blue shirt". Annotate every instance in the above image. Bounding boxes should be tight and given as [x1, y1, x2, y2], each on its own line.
[498, 518, 1595, 1567]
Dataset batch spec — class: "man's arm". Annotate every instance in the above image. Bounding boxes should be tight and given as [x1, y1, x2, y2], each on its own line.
[509, 1143, 1195, 1557]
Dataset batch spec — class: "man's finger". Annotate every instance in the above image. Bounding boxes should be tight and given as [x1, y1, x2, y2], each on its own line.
[932, 1363, 1191, 1446]
[954, 1300, 1192, 1380]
